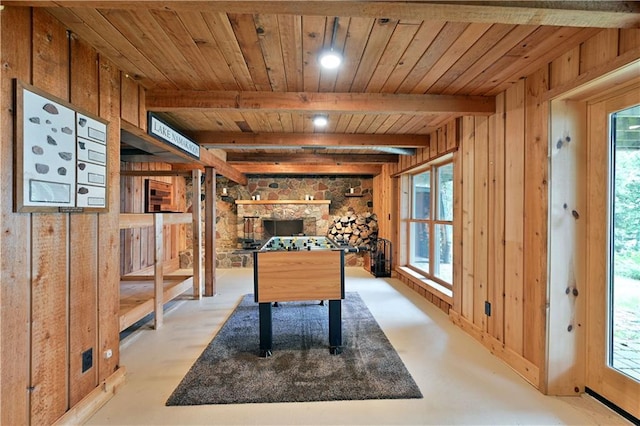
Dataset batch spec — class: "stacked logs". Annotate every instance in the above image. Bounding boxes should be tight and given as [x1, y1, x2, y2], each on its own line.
[327, 209, 379, 249]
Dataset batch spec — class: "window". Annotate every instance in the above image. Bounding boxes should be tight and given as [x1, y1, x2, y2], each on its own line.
[407, 161, 454, 288]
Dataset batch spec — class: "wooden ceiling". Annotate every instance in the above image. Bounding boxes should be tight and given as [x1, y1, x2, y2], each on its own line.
[12, 1, 640, 176]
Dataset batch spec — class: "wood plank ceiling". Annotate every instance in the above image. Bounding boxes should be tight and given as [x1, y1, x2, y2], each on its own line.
[16, 1, 640, 175]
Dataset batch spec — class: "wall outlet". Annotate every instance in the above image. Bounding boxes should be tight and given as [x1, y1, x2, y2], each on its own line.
[82, 348, 93, 373]
[484, 301, 492, 317]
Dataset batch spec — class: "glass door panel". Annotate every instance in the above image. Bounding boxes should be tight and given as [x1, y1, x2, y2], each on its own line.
[586, 90, 640, 420]
[610, 105, 640, 382]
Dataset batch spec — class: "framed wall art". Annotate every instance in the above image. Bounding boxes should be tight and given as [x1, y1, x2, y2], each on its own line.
[15, 80, 109, 213]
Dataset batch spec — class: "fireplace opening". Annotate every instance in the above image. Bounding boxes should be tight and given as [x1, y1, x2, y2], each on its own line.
[262, 219, 305, 239]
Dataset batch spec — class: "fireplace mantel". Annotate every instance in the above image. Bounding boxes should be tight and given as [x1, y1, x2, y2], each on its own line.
[235, 200, 331, 205]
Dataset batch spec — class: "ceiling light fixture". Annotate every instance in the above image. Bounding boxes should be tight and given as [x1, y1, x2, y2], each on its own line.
[319, 17, 342, 70]
[313, 115, 328, 127]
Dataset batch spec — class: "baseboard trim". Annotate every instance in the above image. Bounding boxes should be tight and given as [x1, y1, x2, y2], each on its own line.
[53, 367, 126, 426]
[449, 309, 540, 389]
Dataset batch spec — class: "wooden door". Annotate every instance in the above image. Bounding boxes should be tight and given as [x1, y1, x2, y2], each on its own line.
[586, 87, 640, 420]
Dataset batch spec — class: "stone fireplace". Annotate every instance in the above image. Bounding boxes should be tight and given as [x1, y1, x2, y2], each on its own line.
[236, 200, 331, 245]
[262, 219, 305, 239]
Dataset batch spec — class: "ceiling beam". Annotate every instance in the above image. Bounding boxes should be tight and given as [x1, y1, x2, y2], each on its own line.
[193, 132, 429, 148]
[226, 152, 399, 164]
[232, 163, 383, 176]
[14, 1, 639, 28]
[121, 120, 248, 185]
[146, 91, 495, 116]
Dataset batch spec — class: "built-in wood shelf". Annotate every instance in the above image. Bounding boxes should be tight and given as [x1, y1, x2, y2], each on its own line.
[235, 200, 331, 205]
[344, 193, 364, 197]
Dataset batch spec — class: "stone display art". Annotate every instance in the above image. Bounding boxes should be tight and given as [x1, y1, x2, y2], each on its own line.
[16, 81, 108, 212]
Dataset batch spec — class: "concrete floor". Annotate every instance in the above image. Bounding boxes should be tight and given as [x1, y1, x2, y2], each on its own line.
[87, 268, 631, 425]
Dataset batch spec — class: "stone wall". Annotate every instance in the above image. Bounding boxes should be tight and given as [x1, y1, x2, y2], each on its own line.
[183, 175, 375, 268]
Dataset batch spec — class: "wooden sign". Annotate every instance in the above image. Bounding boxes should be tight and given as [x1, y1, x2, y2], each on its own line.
[15, 80, 109, 212]
[147, 112, 200, 159]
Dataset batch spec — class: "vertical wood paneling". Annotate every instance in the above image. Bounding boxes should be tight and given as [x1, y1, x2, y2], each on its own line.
[118, 162, 186, 275]
[579, 29, 619, 74]
[503, 80, 525, 355]
[131, 162, 143, 271]
[120, 161, 134, 274]
[97, 55, 121, 382]
[429, 131, 438, 158]
[487, 93, 506, 341]
[205, 167, 216, 296]
[0, 7, 32, 426]
[547, 98, 586, 395]
[120, 73, 139, 126]
[460, 116, 475, 320]
[29, 9, 70, 425]
[473, 116, 489, 330]
[69, 35, 99, 407]
[550, 46, 580, 89]
[618, 28, 640, 54]
[523, 67, 549, 375]
[138, 85, 147, 131]
[452, 149, 463, 312]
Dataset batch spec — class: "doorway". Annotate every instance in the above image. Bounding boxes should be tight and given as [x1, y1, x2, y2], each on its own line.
[586, 89, 640, 419]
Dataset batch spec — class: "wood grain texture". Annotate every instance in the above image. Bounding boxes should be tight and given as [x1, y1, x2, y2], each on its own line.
[30, 8, 70, 425]
[487, 93, 506, 342]
[256, 250, 342, 302]
[547, 98, 586, 395]
[69, 35, 99, 407]
[472, 116, 489, 330]
[97, 54, 122, 383]
[460, 116, 475, 320]
[523, 67, 549, 382]
[503, 80, 525, 356]
[153, 213, 164, 329]
[0, 7, 32, 426]
[120, 73, 140, 126]
[204, 167, 216, 297]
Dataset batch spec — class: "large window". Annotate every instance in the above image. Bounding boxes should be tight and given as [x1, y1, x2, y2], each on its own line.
[407, 161, 454, 288]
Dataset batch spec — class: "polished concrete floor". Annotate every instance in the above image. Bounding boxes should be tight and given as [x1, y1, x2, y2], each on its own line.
[87, 268, 631, 425]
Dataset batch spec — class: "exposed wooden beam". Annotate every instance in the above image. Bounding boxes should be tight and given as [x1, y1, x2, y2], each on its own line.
[121, 120, 247, 185]
[232, 163, 383, 176]
[146, 91, 495, 115]
[226, 152, 399, 164]
[194, 132, 429, 148]
[13, 1, 639, 28]
[119, 170, 192, 177]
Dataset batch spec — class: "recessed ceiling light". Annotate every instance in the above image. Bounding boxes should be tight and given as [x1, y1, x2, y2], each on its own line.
[313, 115, 328, 127]
[319, 49, 342, 69]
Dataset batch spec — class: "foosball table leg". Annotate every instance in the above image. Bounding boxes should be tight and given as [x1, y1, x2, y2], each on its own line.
[259, 302, 273, 357]
[328, 299, 342, 355]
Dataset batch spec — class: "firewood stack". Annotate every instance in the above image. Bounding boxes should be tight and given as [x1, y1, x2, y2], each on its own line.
[327, 209, 379, 249]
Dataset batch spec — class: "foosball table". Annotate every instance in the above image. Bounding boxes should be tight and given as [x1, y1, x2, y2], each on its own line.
[253, 236, 345, 357]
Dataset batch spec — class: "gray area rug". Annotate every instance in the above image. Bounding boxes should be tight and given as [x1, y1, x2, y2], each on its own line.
[166, 292, 423, 405]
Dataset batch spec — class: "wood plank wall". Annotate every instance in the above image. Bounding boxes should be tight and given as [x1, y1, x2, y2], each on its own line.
[373, 27, 640, 394]
[118, 71, 187, 276]
[119, 161, 187, 276]
[1, 7, 130, 425]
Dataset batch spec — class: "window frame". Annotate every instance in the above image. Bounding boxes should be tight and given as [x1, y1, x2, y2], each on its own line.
[405, 158, 454, 290]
